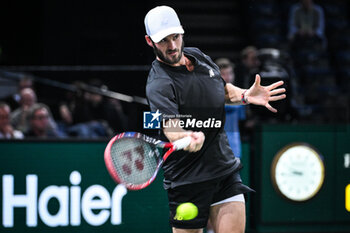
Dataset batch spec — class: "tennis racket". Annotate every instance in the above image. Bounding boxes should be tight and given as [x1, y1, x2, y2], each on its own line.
[104, 132, 191, 190]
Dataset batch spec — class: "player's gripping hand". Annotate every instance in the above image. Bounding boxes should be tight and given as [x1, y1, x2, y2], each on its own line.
[185, 131, 205, 152]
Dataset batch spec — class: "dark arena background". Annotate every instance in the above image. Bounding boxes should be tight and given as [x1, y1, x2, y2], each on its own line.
[0, 0, 350, 233]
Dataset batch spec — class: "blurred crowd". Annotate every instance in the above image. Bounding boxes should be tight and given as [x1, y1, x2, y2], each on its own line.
[0, 76, 127, 139]
[245, 0, 350, 124]
[0, 0, 349, 140]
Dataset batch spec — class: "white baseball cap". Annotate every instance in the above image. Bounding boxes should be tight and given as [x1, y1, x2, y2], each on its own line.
[144, 6, 184, 43]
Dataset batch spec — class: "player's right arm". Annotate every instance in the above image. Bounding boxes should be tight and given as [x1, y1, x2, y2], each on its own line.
[163, 119, 205, 152]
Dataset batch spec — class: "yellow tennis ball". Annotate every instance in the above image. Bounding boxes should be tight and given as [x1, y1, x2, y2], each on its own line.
[175, 202, 198, 220]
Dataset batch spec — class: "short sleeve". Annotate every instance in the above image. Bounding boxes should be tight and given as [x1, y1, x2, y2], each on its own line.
[146, 77, 179, 118]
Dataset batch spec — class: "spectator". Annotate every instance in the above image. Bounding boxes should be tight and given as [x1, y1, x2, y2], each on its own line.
[1, 76, 34, 110]
[10, 87, 37, 132]
[235, 47, 264, 139]
[25, 103, 61, 138]
[287, 0, 326, 50]
[215, 57, 235, 84]
[11, 87, 60, 135]
[234, 46, 261, 89]
[0, 102, 24, 139]
[215, 58, 246, 157]
[78, 79, 127, 133]
[59, 79, 127, 138]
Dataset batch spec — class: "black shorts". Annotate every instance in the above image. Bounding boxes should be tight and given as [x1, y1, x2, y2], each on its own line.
[167, 171, 254, 229]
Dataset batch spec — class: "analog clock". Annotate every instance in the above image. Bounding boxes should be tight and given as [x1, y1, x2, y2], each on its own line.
[271, 143, 325, 202]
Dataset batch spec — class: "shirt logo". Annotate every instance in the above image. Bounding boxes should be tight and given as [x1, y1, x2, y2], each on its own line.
[143, 110, 161, 129]
[209, 69, 215, 77]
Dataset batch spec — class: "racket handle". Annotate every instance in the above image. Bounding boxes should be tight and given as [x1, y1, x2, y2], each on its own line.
[173, 136, 192, 150]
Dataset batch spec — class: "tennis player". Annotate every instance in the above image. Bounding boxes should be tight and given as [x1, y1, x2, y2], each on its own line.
[144, 6, 286, 233]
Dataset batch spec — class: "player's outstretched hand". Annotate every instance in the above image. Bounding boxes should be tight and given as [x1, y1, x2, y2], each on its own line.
[245, 74, 286, 113]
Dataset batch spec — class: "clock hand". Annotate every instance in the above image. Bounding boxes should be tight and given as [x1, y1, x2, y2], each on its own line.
[291, 170, 303, 176]
[287, 166, 303, 176]
[280, 171, 303, 176]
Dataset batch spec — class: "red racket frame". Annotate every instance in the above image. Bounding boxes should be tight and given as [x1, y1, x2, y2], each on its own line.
[104, 132, 176, 190]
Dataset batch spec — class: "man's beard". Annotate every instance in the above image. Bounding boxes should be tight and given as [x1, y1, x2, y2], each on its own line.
[152, 39, 185, 65]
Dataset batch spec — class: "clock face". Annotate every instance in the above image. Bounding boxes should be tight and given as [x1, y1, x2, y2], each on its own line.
[271, 143, 325, 202]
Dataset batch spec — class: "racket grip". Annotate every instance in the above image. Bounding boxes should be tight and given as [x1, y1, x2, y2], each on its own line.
[173, 136, 192, 150]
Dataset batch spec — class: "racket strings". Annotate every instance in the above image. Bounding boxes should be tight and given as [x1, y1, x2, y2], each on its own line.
[110, 138, 159, 185]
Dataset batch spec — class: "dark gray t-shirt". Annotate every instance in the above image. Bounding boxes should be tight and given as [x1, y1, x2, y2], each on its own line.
[146, 47, 242, 189]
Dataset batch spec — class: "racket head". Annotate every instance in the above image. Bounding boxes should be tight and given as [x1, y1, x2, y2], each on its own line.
[104, 132, 169, 190]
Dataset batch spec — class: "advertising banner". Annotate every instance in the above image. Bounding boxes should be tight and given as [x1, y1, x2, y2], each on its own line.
[0, 141, 170, 233]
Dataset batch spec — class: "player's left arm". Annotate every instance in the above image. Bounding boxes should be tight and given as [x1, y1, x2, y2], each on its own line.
[225, 74, 286, 113]
[224, 83, 246, 104]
